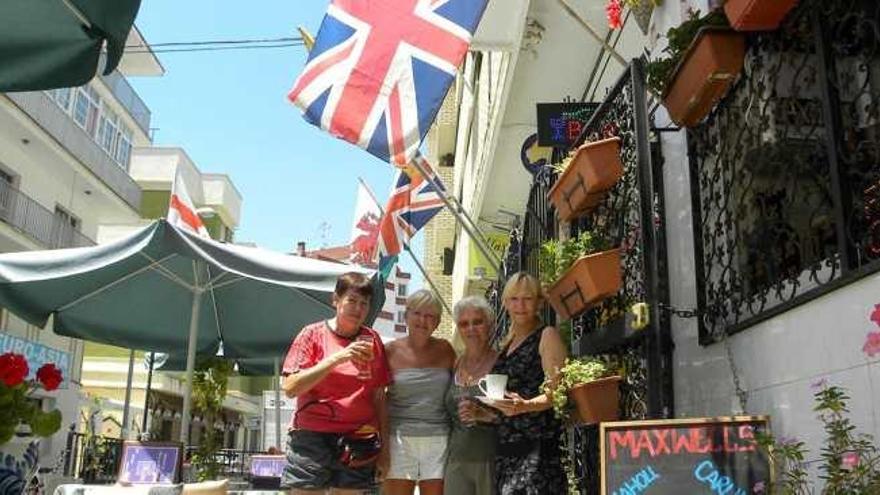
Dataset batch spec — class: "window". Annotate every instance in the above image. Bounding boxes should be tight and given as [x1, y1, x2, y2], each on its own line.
[52, 87, 73, 112]
[115, 126, 133, 168]
[52, 206, 80, 249]
[97, 104, 119, 154]
[687, 1, 880, 342]
[397, 284, 407, 297]
[0, 168, 15, 221]
[73, 85, 101, 137]
[397, 311, 406, 323]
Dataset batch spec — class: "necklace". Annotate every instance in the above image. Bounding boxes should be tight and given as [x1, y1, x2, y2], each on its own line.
[458, 351, 491, 386]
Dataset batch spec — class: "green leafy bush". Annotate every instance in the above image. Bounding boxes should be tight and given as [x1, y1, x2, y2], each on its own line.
[756, 383, 880, 494]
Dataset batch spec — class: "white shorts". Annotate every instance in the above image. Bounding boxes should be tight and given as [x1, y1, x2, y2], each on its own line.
[386, 431, 449, 481]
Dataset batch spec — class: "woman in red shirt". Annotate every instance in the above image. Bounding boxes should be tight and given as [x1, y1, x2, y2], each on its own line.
[280, 272, 392, 494]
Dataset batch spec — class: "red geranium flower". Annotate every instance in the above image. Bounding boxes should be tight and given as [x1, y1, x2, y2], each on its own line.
[606, 0, 623, 29]
[36, 363, 63, 391]
[0, 352, 29, 387]
[871, 303, 880, 328]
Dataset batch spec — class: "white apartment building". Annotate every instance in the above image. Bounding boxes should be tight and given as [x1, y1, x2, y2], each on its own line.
[0, 27, 163, 469]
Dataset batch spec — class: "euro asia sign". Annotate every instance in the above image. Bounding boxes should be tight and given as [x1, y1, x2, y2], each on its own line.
[0, 332, 71, 389]
[536, 102, 599, 148]
[600, 416, 771, 495]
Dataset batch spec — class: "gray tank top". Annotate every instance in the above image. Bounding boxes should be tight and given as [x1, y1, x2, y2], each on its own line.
[388, 368, 452, 436]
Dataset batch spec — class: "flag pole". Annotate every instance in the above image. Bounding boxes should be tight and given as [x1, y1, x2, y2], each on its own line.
[358, 177, 454, 319]
[407, 156, 502, 274]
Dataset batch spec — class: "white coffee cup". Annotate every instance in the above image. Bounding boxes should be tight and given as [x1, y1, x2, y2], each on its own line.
[478, 374, 508, 400]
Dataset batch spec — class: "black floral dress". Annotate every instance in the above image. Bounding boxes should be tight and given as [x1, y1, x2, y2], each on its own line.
[492, 327, 567, 495]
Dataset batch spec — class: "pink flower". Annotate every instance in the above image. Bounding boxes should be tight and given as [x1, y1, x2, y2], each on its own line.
[606, 0, 623, 29]
[842, 451, 860, 470]
[871, 303, 880, 328]
[864, 331, 880, 358]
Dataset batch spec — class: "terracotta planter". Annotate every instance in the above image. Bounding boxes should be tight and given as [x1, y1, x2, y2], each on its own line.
[570, 375, 622, 425]
[724, 0, 798, 31]
[663, 27, 745, 127]
[548, 137, 623, 222]
[547, 248, 622, 321]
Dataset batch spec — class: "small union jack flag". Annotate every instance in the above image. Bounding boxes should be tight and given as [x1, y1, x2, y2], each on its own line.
[377, 154, 445, 259]
[288, 0, 488, 167]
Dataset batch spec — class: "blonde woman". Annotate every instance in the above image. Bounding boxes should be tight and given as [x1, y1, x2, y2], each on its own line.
[490, 272, 568, 495]
[384, 289, 456, 495]
[443, 296, 499, 495]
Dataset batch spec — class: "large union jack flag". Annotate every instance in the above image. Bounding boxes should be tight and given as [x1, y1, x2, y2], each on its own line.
[377, 155, 445, 259]
[288, 0, 488, 167]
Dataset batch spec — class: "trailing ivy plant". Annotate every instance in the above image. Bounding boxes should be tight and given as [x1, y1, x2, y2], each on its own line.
[543, 357, 613, 421]
[756, 383, 880, 494]
[189, 358, 234, 482]
[645, 9, 730, 96]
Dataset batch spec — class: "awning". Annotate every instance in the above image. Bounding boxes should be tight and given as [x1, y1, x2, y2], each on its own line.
[0, 0, 141, 91]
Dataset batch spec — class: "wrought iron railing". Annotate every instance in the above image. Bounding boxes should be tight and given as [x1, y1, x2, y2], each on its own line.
[565, 59, 671, 494]
[688, 0, 880, 343]
[64, 431, 124, 484]
[0, 179, 94, 249]
[487, 59, 672, 494]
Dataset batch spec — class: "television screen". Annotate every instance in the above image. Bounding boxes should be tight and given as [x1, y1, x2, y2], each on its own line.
[250, 455, 286, 478]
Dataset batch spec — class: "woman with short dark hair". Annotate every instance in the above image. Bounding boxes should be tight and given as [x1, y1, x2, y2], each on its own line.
[280, 272, 392, 494]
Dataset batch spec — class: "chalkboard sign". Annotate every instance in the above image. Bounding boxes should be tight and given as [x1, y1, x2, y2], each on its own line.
[536, 102, 599, 148]
[601, 416, 772, 495]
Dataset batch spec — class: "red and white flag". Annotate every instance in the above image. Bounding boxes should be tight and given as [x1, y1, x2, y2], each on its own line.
[349, 179, 382, 266]
[168, 174, 210, 238]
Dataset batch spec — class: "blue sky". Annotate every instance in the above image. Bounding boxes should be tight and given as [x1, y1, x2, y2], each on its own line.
[129, 0, 423, 283]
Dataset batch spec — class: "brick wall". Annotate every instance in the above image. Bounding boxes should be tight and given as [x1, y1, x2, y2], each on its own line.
[422, 164, 457, 340]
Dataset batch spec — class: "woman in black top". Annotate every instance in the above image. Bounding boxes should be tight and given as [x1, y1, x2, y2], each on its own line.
[490, 272, 568, 495]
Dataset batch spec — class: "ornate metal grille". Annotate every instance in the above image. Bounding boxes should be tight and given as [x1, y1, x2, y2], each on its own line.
[688, 0, 880, 343]
[484, 59, 671, 495]
[569, 60, 671, 494]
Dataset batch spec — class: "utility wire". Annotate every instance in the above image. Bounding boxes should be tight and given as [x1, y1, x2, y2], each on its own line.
[125, 36, 303, 48]
[126, 42, 304, 54]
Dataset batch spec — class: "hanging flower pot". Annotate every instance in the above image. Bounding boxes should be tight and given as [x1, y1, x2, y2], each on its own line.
[548, 137, 623, 222]
[724, 0, 798, 31]
[0, 431, 40, 495]
[662, 27, 745, 127]
[570, 375, 622, 424]
[547, 248, 622, 321]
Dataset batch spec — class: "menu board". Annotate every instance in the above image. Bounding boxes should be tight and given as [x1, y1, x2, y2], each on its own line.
[601, 416, 772, 495]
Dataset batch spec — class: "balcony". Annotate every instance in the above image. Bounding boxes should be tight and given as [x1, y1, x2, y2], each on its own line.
[0, 180, 95, 249]
[5, 91, 142, 211]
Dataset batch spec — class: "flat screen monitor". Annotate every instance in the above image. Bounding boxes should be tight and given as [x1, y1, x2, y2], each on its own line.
[117, 441, 183, 485]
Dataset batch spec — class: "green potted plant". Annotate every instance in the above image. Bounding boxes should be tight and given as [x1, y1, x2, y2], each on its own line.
[548, 137, 624, 222]
[190, 357, 234, 482]
[0, 352, 63, 494]
[724, 0, 798, 31]
[646, 9, 745, 127]
[544, 357, 621, 425]
[539, 231, 622, 321]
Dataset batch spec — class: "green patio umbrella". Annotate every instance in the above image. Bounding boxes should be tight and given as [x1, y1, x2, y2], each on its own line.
[0, 0, 141, 92]
[0, 220, 382, 444]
